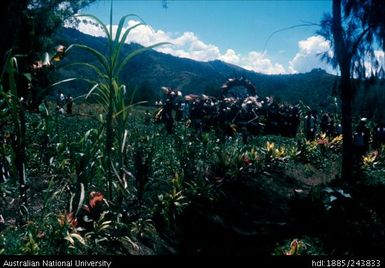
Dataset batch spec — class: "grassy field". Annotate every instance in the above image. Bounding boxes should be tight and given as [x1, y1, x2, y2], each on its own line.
[1, 101, 385, 255]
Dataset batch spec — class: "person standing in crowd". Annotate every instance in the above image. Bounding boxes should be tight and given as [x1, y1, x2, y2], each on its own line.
[288, 105, 300, 137]
[353, 118, 370, 161]
[372, 121, 385, 149]
[175, 101, 185, 122]
[162, 88, 177, 134]
[66, 94, 73, 115]
[304, 110, 316, 140]
[144, 109, 151, 125]
[56, 90, 65, 113]
[335, 123, 342, 136]
[320, 113, 331, 134]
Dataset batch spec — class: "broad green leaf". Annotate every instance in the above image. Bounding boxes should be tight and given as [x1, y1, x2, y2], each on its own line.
[113, 101, 147, 118]
[66, 44, 109, 73]
[75, 183, 85, 216]
[112, 21, 146, 67]
[85, 84, 99, 99]
[69, 233, 86, 245]
[36, 78, 78, 100]
[113, 14, 143, 51]
[60, 62, 108, 83]
[115, 42, 170, 76]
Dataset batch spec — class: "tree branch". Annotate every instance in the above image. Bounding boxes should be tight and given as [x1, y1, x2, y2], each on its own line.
[349, 27, 371, 58]
[263, 23, 319, 53]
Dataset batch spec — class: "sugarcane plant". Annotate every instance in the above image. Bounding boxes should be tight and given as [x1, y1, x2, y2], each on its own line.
[0, 49, 77, 224]
[64, 0, 168, 201]
[0, 51, 28, 223]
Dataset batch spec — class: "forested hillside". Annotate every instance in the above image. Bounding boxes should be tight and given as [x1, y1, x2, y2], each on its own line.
[54, 28, 336, 108]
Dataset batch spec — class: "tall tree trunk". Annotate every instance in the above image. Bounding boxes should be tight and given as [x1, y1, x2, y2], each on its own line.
[340, 65, 353, 181]
[332, 0, 354, 181]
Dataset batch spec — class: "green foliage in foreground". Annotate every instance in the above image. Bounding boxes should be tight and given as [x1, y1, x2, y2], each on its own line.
[1, 105, 384, 255]
[62, 9, 168, 201]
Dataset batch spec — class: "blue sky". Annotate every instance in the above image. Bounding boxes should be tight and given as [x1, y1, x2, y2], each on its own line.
[77, 0, 335, 74]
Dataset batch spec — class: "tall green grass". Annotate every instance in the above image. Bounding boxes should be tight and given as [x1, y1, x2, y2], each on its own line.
[65, 1, 168, 200]
[0, 51, 28, 223]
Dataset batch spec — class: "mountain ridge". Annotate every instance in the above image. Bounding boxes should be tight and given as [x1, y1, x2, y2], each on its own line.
[54, 27, 337, 109]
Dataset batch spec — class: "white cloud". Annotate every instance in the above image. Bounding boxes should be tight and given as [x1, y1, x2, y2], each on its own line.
[217, 50, 286, 74]
[359, 50, 385, 77]
[70, 19, 287, 74]
[374, 50, 384, 61]
[218, 49, 241, 65]
[241, 51, 287, 74]
[71, 20, 350, 75]
[288, 35, 385, 76]
[373, 50, 385, 72]
[288, 35, 335, 74]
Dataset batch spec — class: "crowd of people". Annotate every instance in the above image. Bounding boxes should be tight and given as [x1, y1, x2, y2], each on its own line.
[154, 85, 301, 140]
[56, 90, 73, 114]
[154, 80, 385, 162]
[48, 80, 385, 168]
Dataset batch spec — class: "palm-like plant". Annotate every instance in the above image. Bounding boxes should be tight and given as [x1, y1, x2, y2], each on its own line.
[64, 1, 168, 199]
